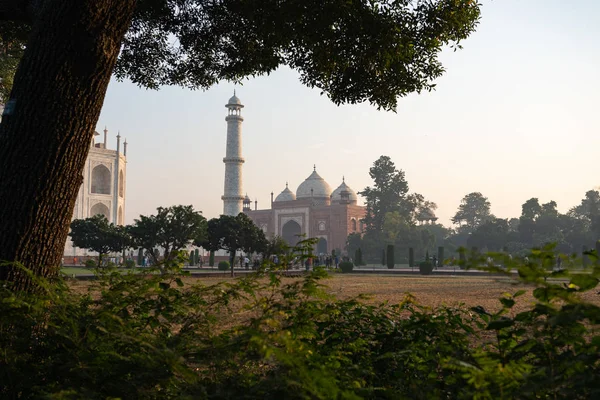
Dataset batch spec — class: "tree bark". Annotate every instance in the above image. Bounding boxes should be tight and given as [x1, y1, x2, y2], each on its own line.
[0, 0, 136, 290]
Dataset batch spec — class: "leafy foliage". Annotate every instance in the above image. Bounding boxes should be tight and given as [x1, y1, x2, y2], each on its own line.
[69, 215, 130, 265]
[218, 260, 230, 271]
[2, 243, 600, 398]
[452, 192, 493, 232]
[129, 205, 207, 268]
[339, 261, 354, 273]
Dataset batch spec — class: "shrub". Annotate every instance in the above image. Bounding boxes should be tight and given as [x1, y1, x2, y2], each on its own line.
[218, 261, 230, 271]
[386, 244, 395, 269]
[339, 261, 354, 273]
[209, 251, 215, 266]
[357, 248, 363, 266]
[125, 259, 136, 269]
[189, 251, 195, 266]
[419, 260, 434, 275]
[85, 259, 96, 268]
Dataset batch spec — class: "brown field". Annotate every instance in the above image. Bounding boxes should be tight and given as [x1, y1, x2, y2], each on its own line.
[69, 273, 600, 315]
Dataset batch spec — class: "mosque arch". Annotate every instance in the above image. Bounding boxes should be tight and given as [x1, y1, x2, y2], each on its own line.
[119, 170, 124, 197]
[118, 206, 123, 225]
[282, 220, 302, 247]
[91, 165, 111, 195]
[90, 203, 110, 220]
[317, 237, 328, 255]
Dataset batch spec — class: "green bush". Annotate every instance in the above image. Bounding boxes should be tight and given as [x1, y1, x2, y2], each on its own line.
[84, 259, 96, 268]
[209, 251, 215, 267]
[218, 261, 230, 271]
[419, 260, 434, 275]
[339, 261, 354, 273]
[2, 243, 600, 399]
[386, 244, 395, 269]
[125, 259, 136, 268]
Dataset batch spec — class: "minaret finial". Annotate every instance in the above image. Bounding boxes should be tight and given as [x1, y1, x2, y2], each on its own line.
[313, 164, 316, 171]
[234, 88, 236, 96]
[286, 181, 288, 188]
[343, 175, 345, 182]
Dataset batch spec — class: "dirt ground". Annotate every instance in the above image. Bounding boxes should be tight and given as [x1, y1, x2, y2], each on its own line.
[69, 273, 600, 315]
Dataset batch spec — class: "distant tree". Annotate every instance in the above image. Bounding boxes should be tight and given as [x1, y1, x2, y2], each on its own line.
[69, 215, 130, 266]
[570, 190, 600, 239]
[202, 214, 267, 276]
[386, 244, 395, 269]
[452, 192, 492, 232]
[382, 211, 410, 244]
[468, 218, 511, 252]
[264, 235, 288, 260]
[345, 232, 363, 258]
[129, 205, 207, 269]
[359, 156, 410, 233]
[0, 1, 482, 290]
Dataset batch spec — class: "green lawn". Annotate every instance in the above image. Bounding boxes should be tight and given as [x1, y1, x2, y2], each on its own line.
[61, 267, 94, 276]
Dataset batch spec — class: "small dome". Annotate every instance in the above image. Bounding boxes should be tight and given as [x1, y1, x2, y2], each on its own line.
[244, 194, 251, 203]
[227, 93, 243, 107]
[296, 167, 332, 199]
[275, 183, 296, 202]
[330, 178, 358, 204]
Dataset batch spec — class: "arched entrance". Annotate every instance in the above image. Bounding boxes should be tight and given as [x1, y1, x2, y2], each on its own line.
[317, 237, 328, 255]
[90, 203, 110, 220]
[282, 220, 302, 247]
[91, 165, 111, 194]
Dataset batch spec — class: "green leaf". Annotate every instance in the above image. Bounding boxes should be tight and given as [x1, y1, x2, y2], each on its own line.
[513, 290, 526, 298]
[175, 278, 184, 287]
[570, 274, 599, 291]
[486, 317, 514, 330]
[499, 297, 515, 309]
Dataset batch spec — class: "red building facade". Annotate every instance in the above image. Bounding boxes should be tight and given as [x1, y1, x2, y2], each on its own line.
[244, 168, 365, 255]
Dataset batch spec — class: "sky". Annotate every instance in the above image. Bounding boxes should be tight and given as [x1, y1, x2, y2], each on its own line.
[97, 0, 600, 226]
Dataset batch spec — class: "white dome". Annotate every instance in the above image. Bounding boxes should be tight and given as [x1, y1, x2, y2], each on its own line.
[275, 184, 296, 202]
[227, 94, 242, 106]
[296, 168, 332, 199]
[331, 178, 358, 204]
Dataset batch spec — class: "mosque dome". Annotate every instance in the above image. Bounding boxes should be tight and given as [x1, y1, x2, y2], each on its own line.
[296, 167, 332, 199]
[275, 183, 296, 202]
[330, 178, 358, 204]
[244, 194, 251, 203]
[227, 94, 242, 106]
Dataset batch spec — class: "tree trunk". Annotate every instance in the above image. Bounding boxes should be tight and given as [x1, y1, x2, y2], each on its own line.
[0, 0, 136, 291]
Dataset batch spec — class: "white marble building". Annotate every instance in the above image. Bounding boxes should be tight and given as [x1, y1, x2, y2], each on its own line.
[64, 128, 127, 259]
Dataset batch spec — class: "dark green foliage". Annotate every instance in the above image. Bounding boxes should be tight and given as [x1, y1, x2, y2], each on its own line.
[583, 245, 590, 267]
[339, 261, 354, 273]
[409, 247, 414, 268]
[419, 260, 433, 275]
[129, 205, 207, 268]
[3, 244, 600, 399]
[202, 214, 267, 273]
[84, 259, 96, 268]
[137, 247, 143, 265]
[69, 215, 130, 266]
[357, 248, 363, 266]
[194, 249, 200, 265]
[189, 251, 195, 266]
[386, 244, 395, 269]
[209, 251, 215, 267]
[125, 259, 136, 269]
[381, 249, 386, 266]
[217, 261, 230, 271]
[437, 246, 444, 267]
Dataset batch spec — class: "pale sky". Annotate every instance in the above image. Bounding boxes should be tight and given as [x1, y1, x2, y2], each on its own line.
[97, 0, 600, 226]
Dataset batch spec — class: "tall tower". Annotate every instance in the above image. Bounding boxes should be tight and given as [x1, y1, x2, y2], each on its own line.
[221, 92, 245, 216]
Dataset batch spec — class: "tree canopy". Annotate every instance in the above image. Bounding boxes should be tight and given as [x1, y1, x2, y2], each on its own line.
[451, 192, 492, 232]
[69, 215, 130, 265]
[129, 205, 207, 267]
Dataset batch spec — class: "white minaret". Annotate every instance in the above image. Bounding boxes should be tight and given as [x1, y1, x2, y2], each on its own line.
[221, 91, 245, 216]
